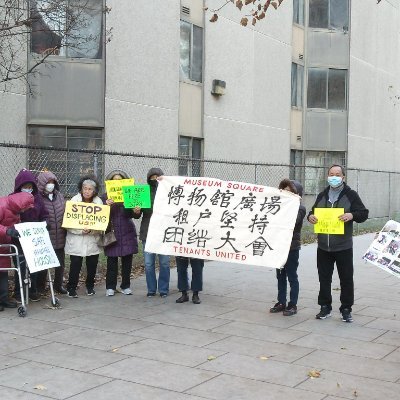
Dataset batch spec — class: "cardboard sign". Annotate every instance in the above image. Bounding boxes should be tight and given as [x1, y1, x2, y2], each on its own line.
[15, 222, 60, 273]
[62, 201, 110, 231]
[105, 178, 134, 202]
[314, 208, 344, 234]
[145, 176, 301, 269]
[122, 185, 151, 208]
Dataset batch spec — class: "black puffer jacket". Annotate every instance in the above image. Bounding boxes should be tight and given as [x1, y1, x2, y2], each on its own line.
[290, 181, 306, 251]
[308, 183, 369, 252]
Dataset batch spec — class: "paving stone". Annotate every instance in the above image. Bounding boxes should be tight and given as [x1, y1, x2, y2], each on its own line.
[187, 373, 325, 400]
[357, 306, 400, 320]
[211, 320, 308, 343]
[374, 330, 400, 346]
[0, 361, 111, 399]
[205, 335, 314, 363]
[0, 332, 50, 355]
[0, 386, 49, 400]
[10, 342, 128, 372]
[291, 333, 396, 359]
[365, 318, 400, 332]
[0, 355, 27, 370]
[382, 348, 400, 363]
[0, 317, 66, 337]
[133, 324, 229, 347]
[197, 352, 312, 387]
[294, 349, 400, 382]
[92, 356, 219, 392]
[153, 302, 237, 317]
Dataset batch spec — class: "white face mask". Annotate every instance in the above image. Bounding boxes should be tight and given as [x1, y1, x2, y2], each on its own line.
[45, 183, 55, 193]
[21, 188, 33, 193]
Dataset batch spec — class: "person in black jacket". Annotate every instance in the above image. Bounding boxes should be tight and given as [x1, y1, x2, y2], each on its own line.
[307, 165, 369, 323]
[270, 179, 306, 316]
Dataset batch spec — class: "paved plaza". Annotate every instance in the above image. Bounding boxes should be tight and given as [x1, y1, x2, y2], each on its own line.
[0, 233, 399, 400]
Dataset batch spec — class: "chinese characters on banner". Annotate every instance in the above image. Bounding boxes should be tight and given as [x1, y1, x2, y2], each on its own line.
[363, 220, 400, 279]
[145, 176, 301, 268]
[62, 201, 110, 231]
[15, 222, 60, 273]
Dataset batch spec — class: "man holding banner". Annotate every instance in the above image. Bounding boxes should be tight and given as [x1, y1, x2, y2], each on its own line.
[308, 165, 368, 323]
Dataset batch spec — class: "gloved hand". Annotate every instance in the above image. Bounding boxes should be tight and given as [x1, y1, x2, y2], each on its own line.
[6, 228, 20, 238]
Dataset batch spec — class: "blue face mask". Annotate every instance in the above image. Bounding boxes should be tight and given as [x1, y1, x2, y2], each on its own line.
[21, 188, 33, 194]
[327, 176, 343, 188]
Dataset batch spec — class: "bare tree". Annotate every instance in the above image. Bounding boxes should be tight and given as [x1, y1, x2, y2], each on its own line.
[0, 0, 111, 90]
[207, 0, 285, 26]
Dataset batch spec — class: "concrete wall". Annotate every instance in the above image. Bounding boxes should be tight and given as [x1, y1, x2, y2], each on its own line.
[347, 0, 400, 172]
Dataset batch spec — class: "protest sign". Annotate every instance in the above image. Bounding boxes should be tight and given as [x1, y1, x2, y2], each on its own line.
[363, 220, 400, 279]
[105, 178, 134, 202]
[145, 176, 301, 268]
[15, 222, 60, 273]
[62, 201, 110, 231]
[314, 208, 344, 234]
[122, 185, 151, 208]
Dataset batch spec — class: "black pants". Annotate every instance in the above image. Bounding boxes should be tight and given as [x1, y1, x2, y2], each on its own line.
[317, 248, 354, 312]
[0, 271, 9, 302]
[67, 254, 99, 291]
[13, 254, 37, 296]
[176, 257, 204, 292]
[33, 249, 66, 291]
[106, 255, 133, 290]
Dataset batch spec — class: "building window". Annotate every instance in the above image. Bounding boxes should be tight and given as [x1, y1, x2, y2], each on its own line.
[307, 68, 347, 110]
[293, 0, 305, 26]
[291, 63, 304, 108]
[290, 150, 346, 194]
[28, 126, 104, 196]
[30, 0, 104, 59]
[178, 136, 203, 176]
[180, 20, 203, 83]
[309, 0, 349, 31]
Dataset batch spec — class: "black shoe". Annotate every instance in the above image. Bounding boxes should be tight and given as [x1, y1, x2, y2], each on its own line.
[87, 288, 96, 296]
[67, 289, 78, 298]
[176, 293, 189, 303]
[283, 304, 297, 316]
[341, 308, 353, 323]
[316, 305, 332, 319]
[1, 300, 18, 308]
[147, 292, 156, 298]
[270, 302, 285, 313]
[192, 293, 201, 304]
[29, 292, 41, 302]
[0, 305, 3, 311]
[55, 286, 68, 295]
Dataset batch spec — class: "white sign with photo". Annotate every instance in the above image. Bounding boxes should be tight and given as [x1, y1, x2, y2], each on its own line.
[15, 221, 60, 273]
[363, 220, 400, 279]
[145, 176, 301, 268]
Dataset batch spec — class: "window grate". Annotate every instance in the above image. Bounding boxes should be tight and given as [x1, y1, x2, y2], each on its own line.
[181, 6, 190, 16]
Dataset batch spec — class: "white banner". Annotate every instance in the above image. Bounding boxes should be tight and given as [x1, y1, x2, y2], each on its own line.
[145, 176, 301, 268]
[363, 220, 400, 279]
[15, 222, 60, 273]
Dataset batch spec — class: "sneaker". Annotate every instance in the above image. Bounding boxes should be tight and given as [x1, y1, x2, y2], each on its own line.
[55, 286, 68, 295]
[147, 292, 156, 297]
[67, 289, 78, 298]
[29, 292, 41, 302]
[270, 302, 285, 313]
[160, 293, 168, 298]
[121, 288, 132, 295]
[192, 293, 201, 304]
[283, 304, 297, 316]
[341, 308, 353, 323]
[176, 293, 189, 303]
[316, 305, 332, 319]
[106, 289, 115, 297]
[87, 288, 96, 296]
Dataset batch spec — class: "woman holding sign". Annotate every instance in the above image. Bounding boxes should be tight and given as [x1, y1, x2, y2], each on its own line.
[102, 170, 138, 296]
[65, 176, 103, 298]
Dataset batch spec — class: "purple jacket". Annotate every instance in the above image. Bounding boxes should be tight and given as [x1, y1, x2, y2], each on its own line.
[13, 169, 48, 224]
[37, 171, 66, 250]
[102, 195, 138, 257]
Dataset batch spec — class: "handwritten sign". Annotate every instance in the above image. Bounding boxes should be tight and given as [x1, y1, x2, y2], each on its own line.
[62, 201, 110, 231]
[314, 208, 344, 234]
[363, 220, 400, 279]
[122, 185, 151, 208]
[105, 178, 134, 202]
[15, 222, 60, 273]
[145, 176, 300, 268]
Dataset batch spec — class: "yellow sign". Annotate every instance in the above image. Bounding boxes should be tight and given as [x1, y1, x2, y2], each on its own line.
[62, 201, 110, 231]
[105, 178, 134, 202]
[314, 208, 345, 235]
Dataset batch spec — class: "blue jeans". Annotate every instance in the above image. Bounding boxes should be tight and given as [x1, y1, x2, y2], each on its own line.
[176, 257, 204, 292]
[276, 249, 299, 306]
[143, 241, 170, 294]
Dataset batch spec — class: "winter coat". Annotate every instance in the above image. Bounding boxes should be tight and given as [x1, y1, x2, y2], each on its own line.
[290, 181, 306, 251]
[133, 167, 164, 241]
[308, 183, 369, 252]
[0, 193, 34, 268]
[64, 193, 103, 257]
[37, 171, 66, 250]
[13, 169, 48, 224]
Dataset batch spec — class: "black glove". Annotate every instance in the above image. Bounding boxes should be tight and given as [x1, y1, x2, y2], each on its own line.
[6, 228, 20, 238]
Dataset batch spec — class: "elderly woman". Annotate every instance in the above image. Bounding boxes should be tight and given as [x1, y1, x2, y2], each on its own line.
[102, 169, 138, 296]
[65, 175, 103, 298]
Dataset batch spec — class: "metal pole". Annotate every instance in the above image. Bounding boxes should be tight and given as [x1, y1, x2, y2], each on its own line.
[388, 172, 392, 220]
